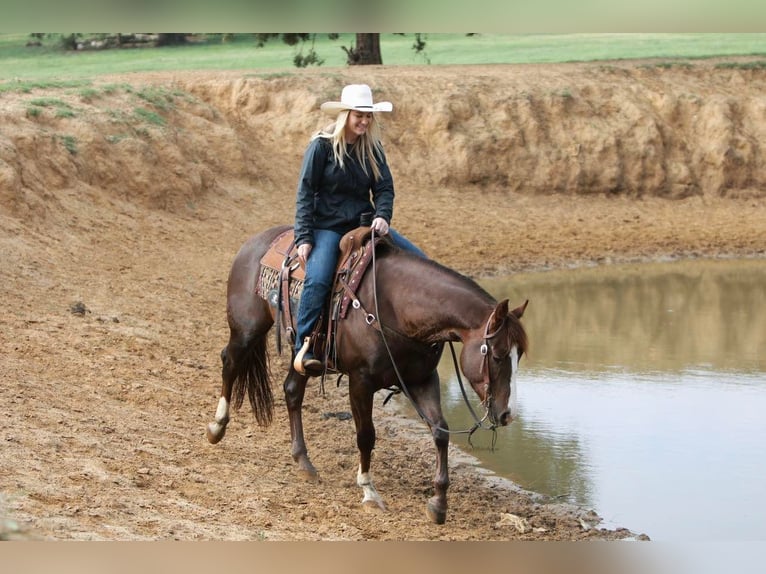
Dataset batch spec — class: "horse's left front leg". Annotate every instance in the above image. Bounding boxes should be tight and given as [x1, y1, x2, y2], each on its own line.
[349, 375, 386, 512]
[283, 367, 318, 481]
[408, 371, 450, 524]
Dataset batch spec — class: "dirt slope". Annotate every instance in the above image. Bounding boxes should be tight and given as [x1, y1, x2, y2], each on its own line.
[1, 59, 765, 541]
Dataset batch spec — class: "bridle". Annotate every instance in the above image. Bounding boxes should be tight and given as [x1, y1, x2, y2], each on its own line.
[367, 229, 511, 448]
[479, 306, 508, 394]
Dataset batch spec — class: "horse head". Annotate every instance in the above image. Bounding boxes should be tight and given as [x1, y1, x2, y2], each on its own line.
[460, 299, 529, 426]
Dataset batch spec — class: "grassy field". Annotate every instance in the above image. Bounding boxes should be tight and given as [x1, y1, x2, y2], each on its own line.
[1, 33, 766, 82]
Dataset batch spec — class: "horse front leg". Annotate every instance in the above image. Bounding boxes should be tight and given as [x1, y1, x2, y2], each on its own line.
[349, 376, 386, 512]
[283, 367, 318, 480]
[408, 371, 450, 524]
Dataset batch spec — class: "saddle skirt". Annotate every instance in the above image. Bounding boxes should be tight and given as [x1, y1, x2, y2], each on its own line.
[256, 226, 384, 360]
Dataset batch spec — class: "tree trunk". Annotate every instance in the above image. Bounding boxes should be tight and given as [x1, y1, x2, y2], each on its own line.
[156, 34, 187, 47]
[347, 33, 382, 65]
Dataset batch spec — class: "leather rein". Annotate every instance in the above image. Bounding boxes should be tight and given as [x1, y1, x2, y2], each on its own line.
[366, 229, 504, 447]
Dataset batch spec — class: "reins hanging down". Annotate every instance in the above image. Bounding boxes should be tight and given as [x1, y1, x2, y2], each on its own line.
[367, 229, 499, 447]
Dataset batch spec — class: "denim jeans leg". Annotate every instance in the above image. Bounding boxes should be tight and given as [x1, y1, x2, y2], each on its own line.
[388, 228, 427, 258]
[295, 229, 341, 344]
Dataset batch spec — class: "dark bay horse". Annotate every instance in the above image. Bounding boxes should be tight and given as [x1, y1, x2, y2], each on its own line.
[206, 224, 528, 524]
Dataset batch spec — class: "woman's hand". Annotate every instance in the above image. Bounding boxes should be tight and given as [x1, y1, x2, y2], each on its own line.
[297, 243, 312, 267]
[371, 217, 389, 236]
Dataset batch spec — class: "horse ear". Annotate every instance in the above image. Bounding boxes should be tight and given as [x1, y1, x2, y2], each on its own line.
[511, 299, 529, 319]
[491, 299, 509, 330]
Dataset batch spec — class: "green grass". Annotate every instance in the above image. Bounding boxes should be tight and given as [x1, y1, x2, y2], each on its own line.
[401, 33, 766, 65]
[26, 97, 77, 118]
[0, 78, 92, 94]
[58, 134, 77, 154]
[77, 87, 101, 101]
[1, 33, 765, 82]
[133, 107, 166, 126]
[131, 86, 184, 111]
[715, 60, 766, 70]
[28, 97, 69, 107]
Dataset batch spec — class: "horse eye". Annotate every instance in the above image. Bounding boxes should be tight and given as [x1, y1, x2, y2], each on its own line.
[489, 342, 510, 362]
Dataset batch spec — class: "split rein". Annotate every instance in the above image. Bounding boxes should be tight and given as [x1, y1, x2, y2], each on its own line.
[367, 229, 501, 448]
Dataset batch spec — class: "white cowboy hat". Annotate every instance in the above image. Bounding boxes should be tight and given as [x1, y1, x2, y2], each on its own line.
[320, 84, 393, 115]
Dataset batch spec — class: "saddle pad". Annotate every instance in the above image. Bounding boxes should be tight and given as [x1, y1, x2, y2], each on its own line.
[259, 229, 305, 281]
[256, 229, 304, 308]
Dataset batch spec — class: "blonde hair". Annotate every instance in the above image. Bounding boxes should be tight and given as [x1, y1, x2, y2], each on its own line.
[312, 110, 386, 181]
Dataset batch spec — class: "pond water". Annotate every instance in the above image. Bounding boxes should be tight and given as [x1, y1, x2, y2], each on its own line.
[402, 259, 766, 541]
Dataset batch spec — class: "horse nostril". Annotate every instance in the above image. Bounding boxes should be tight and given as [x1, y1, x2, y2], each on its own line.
[499, 410, 512, 426]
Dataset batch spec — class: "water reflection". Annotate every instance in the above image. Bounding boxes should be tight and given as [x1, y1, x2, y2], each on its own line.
[432, 358, 593, 504]
[483, 259, 766, 374]
[399, 259, 766, 540]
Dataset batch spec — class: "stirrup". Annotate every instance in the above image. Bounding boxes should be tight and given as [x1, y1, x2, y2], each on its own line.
[293, 337, 322, 375]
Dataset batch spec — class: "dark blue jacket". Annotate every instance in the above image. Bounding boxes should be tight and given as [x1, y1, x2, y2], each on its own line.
[294, 136, 395, 247]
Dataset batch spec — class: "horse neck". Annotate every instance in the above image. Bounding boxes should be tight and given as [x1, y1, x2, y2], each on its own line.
[375, 256, 494, 343]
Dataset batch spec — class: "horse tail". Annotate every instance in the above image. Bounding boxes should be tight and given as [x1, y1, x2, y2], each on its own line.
[231, 334, 274, 427]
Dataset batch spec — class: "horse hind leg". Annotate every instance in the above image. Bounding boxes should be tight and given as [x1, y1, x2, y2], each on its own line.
[206, 327, 273, 443]
[206, 344, 236, 444]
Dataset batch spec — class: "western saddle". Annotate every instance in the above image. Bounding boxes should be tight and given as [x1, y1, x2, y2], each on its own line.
[255, 226, 385, 372]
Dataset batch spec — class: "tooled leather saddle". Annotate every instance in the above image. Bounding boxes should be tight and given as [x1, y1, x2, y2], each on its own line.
[255, 226, 386, 369]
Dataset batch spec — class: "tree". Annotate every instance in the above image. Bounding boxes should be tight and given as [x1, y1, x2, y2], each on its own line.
[256, 33, 395, 66]
[338, 33, 431, 66]
[156, 34, 187, 46]
[254, 33, 327, 68]
[342, 34, 382, 65]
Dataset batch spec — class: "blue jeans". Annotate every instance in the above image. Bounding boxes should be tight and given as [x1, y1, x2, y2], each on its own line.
[295, 227, 426, 346]
[389, 228, 427, 259]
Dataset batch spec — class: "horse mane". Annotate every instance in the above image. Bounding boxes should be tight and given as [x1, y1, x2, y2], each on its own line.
[507, 314, 529, 357]
[379, 240, 529, 356]
[378, 240, 496, 304]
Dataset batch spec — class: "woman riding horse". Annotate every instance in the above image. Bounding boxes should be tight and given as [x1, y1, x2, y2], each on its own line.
[292, 84, 425, 374]
[205, 84, 529, 524]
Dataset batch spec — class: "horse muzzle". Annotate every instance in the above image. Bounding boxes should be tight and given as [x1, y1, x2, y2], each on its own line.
[487, 406, 513, 427]
[496, 409, 513, 427]
[484, 396, 513, 427]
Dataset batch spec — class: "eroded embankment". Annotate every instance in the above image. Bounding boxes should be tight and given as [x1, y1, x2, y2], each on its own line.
[2, 61, 765, 221]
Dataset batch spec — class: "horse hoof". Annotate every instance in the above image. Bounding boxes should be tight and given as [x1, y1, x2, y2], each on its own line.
[362, 499, 386, 513]
[426, 499, 447, 524]
[294, 456, 319, 481]
[297, 468, 320, 482]
[206, 422, 226, 444]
